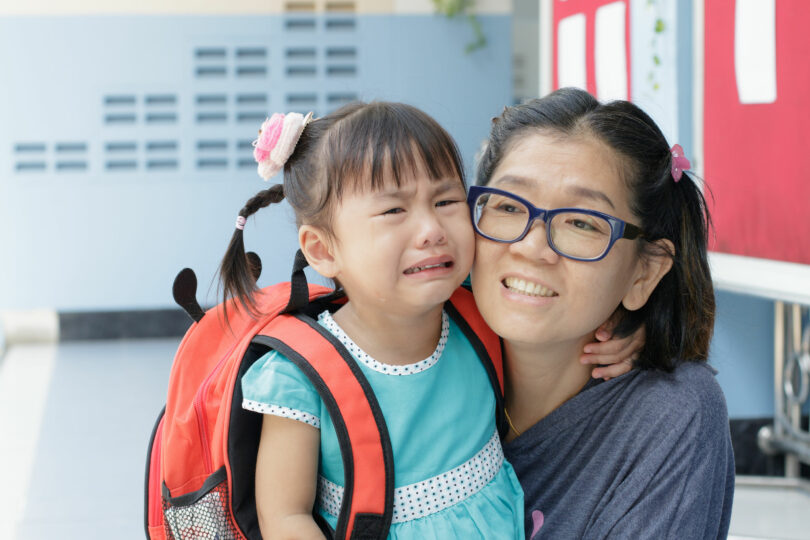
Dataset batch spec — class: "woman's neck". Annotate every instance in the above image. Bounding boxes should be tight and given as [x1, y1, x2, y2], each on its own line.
[503, 337, 594, 442]
[332, 302, 444, 365]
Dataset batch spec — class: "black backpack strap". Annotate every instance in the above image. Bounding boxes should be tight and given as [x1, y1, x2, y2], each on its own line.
[282, 249, 313, 314]
[253, 314, 394, 540]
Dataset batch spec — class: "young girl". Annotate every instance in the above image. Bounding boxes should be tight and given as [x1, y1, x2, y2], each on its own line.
[219, 102, 636, 539]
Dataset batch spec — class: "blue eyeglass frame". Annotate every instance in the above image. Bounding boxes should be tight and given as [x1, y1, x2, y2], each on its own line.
[467, 185, 644, 262]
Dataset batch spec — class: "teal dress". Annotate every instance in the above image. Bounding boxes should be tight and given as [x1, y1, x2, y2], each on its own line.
[242, 310, 524, 539]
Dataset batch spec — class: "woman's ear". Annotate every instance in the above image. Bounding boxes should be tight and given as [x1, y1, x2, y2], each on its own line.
[299, 225, 339, 278]
[622, 239, 674, 311]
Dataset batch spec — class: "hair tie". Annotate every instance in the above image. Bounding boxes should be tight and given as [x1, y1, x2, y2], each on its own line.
[253, 111, 314, 180]
[670, 144, 691, 182]
[235, 216, 246, 230]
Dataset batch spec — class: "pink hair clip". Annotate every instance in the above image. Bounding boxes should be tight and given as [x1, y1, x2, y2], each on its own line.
[670, 144, 691, 182]
[253, 111, 314, 180]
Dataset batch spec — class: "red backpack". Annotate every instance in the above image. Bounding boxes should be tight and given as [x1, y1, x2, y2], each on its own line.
[145, 251, 505, 540]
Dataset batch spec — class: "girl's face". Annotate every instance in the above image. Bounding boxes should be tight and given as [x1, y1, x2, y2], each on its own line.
[471, 132, 649, 350]
[317, 167, 473, 319]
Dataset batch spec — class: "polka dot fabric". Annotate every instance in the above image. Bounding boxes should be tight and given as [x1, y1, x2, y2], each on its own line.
[242, 400, 320, 429]
[317, 430, 504, 523]
[318, 310, 449, 376]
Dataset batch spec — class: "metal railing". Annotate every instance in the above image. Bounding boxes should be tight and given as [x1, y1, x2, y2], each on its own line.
[758, 303, 810, 476]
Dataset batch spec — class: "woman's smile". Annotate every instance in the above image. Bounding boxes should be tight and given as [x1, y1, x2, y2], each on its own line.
[502, 276, 558, 298]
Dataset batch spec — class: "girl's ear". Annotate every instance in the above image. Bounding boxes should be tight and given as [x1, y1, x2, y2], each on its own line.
[299, 225, 339, 278]
[622, 239, 675, 311]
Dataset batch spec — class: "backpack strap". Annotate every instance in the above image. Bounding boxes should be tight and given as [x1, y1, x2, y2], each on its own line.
[445, 287, 507, 438]
[253, 314, 394, 540]
[282, 249, 314, 314]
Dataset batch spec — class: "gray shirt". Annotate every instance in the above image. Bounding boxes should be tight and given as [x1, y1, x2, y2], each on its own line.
[504, 362, 735, 539]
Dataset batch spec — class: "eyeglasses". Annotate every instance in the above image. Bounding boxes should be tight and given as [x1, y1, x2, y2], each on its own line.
[467, 185, 644, 262]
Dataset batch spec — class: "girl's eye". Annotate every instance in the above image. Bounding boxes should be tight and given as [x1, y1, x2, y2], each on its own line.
[383, 207, 404, 215]
[436, 199, 462, 207]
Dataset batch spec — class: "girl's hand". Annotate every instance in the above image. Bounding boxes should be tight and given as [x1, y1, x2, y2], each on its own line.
[580, 319, 645, 380]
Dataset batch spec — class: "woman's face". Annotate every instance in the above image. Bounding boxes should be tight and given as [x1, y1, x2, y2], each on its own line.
[471, 132, 646, 350]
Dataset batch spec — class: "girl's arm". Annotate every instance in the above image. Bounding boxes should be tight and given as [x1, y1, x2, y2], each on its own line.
[255, 414, 325, 540]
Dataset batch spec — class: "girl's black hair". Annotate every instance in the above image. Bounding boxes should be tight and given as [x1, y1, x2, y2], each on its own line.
[219, 101, 465, 315]
[477, 87, 714, 371]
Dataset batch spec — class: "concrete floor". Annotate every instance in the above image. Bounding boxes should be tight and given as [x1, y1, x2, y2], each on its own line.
[1, 339, 809, 539]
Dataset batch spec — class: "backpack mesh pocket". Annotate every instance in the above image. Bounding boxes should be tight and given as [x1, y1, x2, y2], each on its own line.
[162, 467, 242, 540]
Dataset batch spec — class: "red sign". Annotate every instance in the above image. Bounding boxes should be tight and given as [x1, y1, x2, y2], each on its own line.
[704, 0, 810, 264]
[553, 0, 631, 100]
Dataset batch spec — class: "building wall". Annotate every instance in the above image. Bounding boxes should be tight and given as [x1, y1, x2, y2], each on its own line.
[2, 0, 803, 426]
[0, 10, 512, 311]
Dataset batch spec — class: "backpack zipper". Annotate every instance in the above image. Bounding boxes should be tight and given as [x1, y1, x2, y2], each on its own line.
[193, 335, 252, 474]
[194, 354, 228, 474]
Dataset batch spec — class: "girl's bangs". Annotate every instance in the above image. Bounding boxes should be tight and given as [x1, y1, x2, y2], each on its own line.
[324, 104, 464, 198]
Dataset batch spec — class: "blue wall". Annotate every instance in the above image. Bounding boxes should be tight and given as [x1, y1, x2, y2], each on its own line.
[0, 14, 512, 311]
[712, 291, 777, 418]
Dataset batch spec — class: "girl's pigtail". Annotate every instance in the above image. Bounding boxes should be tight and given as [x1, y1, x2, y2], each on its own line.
[218, 183, 285, 318]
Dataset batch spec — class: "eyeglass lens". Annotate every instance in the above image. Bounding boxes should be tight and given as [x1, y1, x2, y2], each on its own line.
[473, 192, 613, 259]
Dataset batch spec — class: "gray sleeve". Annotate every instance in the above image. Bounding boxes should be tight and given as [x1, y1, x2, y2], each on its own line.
[586, 376, 735, 539]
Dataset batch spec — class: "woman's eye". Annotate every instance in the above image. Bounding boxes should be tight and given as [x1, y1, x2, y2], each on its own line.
[571, 219, 596, 231]
[495, 203, 522, 214]
[565, 217, 608, 234]
[383, 207, 404, 215]
[436, 199, 461, 207]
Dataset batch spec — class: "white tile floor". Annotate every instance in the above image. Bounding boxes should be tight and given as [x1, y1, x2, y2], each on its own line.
[729, 481, 810, 540]
[1, 339, 809, 539]
[0, 339, 176, 540]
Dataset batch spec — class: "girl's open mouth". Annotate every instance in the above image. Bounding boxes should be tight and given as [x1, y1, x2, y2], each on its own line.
[404, 261, 453, 275]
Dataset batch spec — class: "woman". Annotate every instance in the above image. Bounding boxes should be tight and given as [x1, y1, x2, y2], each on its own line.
[470, 88, 735, 538]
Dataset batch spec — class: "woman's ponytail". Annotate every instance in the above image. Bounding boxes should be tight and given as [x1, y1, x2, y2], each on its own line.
[218, 183, 285, 317]
[670, 172, 715, 362]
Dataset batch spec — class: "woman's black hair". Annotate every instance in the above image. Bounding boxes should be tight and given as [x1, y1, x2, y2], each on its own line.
[219, 101, 465, 316]
[477, 87, 714, 370]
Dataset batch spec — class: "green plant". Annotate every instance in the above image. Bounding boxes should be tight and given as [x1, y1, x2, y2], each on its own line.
[432, 0, 487, 54]
[646, 0, 665, 91]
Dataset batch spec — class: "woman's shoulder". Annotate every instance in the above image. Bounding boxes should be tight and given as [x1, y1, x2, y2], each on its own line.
[635, 361, 724, 399]
[628, 361, 729, 429]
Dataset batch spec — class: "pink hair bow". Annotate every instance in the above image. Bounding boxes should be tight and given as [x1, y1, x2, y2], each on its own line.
[670, 144, 691, 182]
[253, 111, 314, 180]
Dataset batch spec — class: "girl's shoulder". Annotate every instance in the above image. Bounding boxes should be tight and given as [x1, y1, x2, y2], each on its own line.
[242, 349, 317, 394]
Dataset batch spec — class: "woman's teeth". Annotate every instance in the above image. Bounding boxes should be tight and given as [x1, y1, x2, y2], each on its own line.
[404, 262, 451, 274]
[503, 277, 557, 297]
